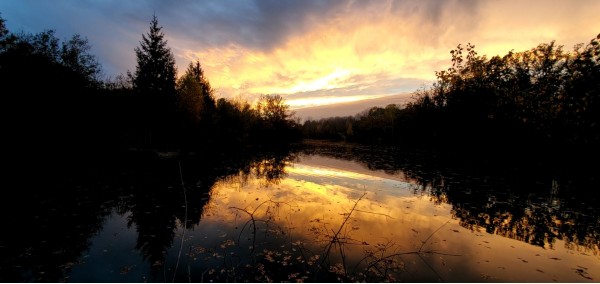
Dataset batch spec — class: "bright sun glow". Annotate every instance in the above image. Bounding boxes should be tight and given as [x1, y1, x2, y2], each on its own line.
[287, 69, 352, 94]
[178, 1, 600, 110]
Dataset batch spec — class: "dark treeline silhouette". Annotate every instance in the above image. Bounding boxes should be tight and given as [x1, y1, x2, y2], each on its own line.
[1, 16, 105, 157]
[121, 15, 300, 151]
[303, 34, 600, 164]
[0, 14, 300, 170]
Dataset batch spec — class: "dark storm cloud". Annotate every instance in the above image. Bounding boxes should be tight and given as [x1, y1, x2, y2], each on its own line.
[156, 0, 349, 50]
[388, 0, 479, 25]
[0, 0, 482, 77]
[0, 0, 351, 76]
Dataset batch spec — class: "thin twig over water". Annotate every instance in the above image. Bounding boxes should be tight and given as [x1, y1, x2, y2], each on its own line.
[173, 160, 188, 282]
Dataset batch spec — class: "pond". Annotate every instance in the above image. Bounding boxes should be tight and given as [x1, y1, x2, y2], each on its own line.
[1, 143, 599, 282]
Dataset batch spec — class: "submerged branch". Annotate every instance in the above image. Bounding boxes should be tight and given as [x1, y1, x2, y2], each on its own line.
[229, 207, 257, 253]
[419, 220, 451, 252]
[319, 192, 367, 268]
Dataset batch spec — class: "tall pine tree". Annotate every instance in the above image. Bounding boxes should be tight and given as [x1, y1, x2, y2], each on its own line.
[132, 14, 176, 97]
[131, 14, 177, 149]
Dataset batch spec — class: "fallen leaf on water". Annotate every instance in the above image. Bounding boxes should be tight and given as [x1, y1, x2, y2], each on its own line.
[120, 265, 135, 275]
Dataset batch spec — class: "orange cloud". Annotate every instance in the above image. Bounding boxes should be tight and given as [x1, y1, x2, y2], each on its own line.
[176, 0, 600, 109]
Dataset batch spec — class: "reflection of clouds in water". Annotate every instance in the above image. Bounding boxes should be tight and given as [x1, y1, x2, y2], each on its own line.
[193, 153, 600, 282]
[201, 157, 460, 271]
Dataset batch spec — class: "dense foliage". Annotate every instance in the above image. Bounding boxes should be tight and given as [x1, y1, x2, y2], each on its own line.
[1, 17, 106, 162]
[303, 34, 600, 159]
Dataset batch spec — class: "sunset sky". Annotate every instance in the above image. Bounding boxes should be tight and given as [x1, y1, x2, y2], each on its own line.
[1, 0, 599, 117]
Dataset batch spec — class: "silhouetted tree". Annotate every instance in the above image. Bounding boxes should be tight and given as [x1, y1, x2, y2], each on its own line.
[0, 18, 112, 164]
[257, 95, 289, 122]
[176, 61, 217, 148]
[255, 94, 300, 142]
[0, 15, 6, 37]
[132, 14, 176, 97]
[0, 14, 13, 52]
[177, 62, 215, 121]
[60, 34, 101, 86]
[214, 98, 258, 146]
[303, 33, 600, 162]
[131, 14, 178, 149]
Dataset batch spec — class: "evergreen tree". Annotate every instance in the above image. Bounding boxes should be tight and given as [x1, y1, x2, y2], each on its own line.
[175, 61, 217, 148]
[131, 14, 177, 149]
[176, 61, 215, 127]
[132, 14, 176, 97]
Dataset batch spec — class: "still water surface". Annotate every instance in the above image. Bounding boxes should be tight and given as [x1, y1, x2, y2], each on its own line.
[2, 145, 599, 282]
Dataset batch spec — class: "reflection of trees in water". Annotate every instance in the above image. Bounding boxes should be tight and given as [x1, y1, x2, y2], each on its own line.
[300, 142, 600, 254]
[249, 152, 298, 184]
[108, 149, 296, 280]
[220, 148, 298, 186]
[4, 144, 597, 282]
[424, 175, 599, 254]
[0, 147, 296, 282]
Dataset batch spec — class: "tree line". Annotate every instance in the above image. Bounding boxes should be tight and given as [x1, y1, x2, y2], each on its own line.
[303, 34, 600, 160]
[1, 14, 300, 164]
[3, 12, 599, 161]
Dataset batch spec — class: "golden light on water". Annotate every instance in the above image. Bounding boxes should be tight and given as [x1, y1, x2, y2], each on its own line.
[195, 155, 600, 281]
[201, 166, 451, 272]
[286, 164, 384, 181]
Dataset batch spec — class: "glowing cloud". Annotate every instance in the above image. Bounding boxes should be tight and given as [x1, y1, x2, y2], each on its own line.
[2, 0, 599, 111]
[176, 0, 600, 110]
